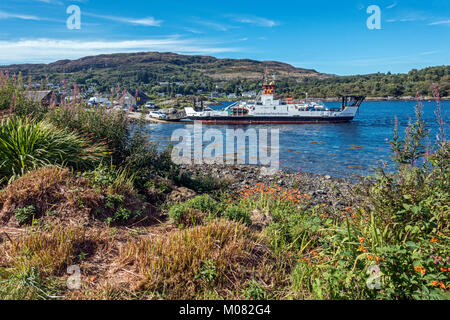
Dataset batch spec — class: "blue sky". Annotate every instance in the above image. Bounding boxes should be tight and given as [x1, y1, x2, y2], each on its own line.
[0, 0, 449, 75]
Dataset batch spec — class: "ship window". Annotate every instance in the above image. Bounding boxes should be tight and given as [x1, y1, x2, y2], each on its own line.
[274, 107, 276, 110]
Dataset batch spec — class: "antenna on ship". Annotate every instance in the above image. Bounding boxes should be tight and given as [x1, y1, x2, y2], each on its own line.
[261, 68, 275, 95]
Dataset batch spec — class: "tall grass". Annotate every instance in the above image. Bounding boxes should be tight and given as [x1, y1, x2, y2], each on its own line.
[47, 104, 129, 163]
[0, 71, 48, 119]
[0, 116, 107, 183]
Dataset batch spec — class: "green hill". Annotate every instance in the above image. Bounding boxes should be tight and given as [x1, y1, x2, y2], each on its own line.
[1, 52, 328, 94]
[1, 52, 448, 98]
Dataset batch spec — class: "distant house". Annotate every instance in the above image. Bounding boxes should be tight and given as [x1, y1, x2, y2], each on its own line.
[132, 90, 150, 106]
[242, 91, 256, 98]
[25, 90, 59, 105]
[88, 96, 110, 107]
[157, 92, 166, 97]
[119, 90, 150, 107]
[227, 93, 237, 98]
[210, 92, 220, 98]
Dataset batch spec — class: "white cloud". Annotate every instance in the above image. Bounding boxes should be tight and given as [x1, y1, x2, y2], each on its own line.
[192, 18, 233, 31]
[420, 51, 441, 55]
[0, 38, 240, 64]
[386, 3, 397, 9]
[84, 13, 163, 26]
[0, 10, 41, 21]
[429, 20, 450, 25]
[230, 15, 277, 27]
[34, 0, 64, 4]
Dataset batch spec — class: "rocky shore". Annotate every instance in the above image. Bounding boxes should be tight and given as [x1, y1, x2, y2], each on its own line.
[179, 164, 361, 210]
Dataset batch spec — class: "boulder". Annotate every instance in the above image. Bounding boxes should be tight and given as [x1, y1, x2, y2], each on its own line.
[167, 187, 197, 203]
[250, 208, 273, 231]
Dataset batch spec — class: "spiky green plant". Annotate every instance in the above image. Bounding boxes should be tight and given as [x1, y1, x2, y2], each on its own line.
[0, 116, 108, 183]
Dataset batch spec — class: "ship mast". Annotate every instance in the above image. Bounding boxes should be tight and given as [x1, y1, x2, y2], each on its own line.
[262, 69, 275, 105]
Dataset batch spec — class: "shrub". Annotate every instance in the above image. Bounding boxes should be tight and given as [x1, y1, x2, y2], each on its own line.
[122, 120, 179, 191]
[241, 280, 268, 300]
[194, 259, 217, 283]
[14, 205, 36, 225]
[168, 203, 204, 226]
[285, 98, 449, 300]
[0, 116, 107, 183]
[47, 104, 129, 163]
[185, 194, 219, 215]
[168, 194, 220, 226]
[84, 163, 135, 195]
[224, 205, 251, 225]
[361, 102, 449, 240]
[177, 173, 230, 194]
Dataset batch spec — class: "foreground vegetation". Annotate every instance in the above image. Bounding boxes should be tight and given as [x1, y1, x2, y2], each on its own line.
[0, 72, 448, 300]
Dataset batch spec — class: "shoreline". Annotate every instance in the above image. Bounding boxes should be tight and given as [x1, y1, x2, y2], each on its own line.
[179, 163, 360, 210]
[207, 96, 448, 103]
[320, 96, 448, 102]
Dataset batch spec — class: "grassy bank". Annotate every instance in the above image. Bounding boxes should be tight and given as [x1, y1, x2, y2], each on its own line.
[0, 73, 448, 300]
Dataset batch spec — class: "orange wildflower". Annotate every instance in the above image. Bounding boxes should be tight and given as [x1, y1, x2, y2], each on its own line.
[440, 268, 447, 272]
[358, 246, 368, 253]
[414, 266, 426, 275]
[430, 237, 438, 243]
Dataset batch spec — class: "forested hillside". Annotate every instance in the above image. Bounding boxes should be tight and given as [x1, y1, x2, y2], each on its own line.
[1, 52, 448, 98]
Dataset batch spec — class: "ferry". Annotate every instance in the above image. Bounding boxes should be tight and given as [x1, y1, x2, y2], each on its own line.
[184, 79, 365, 124]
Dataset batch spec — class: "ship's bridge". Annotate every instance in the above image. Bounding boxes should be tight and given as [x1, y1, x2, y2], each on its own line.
[261, 82, 280, 106]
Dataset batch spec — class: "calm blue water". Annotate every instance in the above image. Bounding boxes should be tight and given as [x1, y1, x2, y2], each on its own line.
[145, 101, 449, 178]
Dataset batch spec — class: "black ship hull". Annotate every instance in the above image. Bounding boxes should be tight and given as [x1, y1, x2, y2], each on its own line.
[186, 116, 355, 124]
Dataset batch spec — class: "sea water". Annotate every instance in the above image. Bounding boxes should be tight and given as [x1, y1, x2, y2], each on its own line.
[144, 100, 449, 178]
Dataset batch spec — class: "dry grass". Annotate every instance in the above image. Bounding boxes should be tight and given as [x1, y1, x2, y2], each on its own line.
[1, 225, 87, 276]
[0, 167, 290, 300]
[0, 218, 290, 300]
[0, 223, 123, 300]
[0, 166, 158, 227]
[118, 219, 289, 299]
[0, 166, 101, 226]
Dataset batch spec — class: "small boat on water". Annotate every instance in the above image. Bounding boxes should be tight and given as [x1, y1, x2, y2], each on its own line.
[185, 77, 365, 124]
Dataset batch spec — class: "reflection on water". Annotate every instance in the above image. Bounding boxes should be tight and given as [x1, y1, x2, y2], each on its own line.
[144, 100, 449, 178]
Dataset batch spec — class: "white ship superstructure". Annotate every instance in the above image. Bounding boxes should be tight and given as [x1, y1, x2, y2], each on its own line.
[185, 79, 364, 124]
